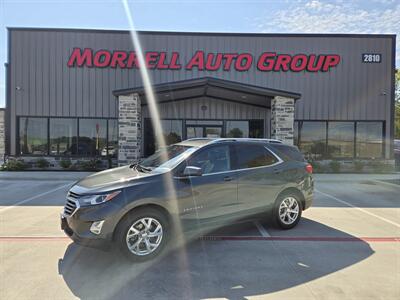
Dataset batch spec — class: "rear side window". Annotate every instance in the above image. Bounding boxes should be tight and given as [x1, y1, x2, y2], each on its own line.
[234, 144, 278, 169]
[271, 145, 305, 162]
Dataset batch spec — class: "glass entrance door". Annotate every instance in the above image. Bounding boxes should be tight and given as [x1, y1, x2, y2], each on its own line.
[186, 126, 222, 139]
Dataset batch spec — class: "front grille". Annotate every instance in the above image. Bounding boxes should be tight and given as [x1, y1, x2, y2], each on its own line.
[68, 191, 80, 199]
[63, 192, 80, 216]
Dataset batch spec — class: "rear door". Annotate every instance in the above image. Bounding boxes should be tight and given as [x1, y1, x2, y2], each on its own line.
[233, 143, 285, 216]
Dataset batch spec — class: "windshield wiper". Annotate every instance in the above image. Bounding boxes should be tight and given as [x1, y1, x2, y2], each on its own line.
[129, 163, 152, 173]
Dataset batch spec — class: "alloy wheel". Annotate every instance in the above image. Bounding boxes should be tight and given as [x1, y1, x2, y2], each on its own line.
[125, 217, 163, 256]
[278, 197, 300, 225]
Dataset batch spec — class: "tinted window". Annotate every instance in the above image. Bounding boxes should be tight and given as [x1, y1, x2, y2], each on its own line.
[144, 119, 183, 156]
[141, 144, 194, 170]
[186, 145, 231, 174]
[19, 117, 48, 155]
[235, 144, 277, 169]
[78, 119, 107, 156]
[356, 122, 383, 158]
[272, 145, 305, 162]
[328, 122, 354, 158]
[107, 119, 118, 158]
[225, 120, 264, 138]
[49, 118, 77, 156]
[299, 121, 327, 160]
[226, 121, 248, 138]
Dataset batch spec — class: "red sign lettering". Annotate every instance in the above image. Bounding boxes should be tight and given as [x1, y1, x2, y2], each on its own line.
[67, 48, 340, 72]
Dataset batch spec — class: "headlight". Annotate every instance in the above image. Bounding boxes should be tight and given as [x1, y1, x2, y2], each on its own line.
[81, 191, 121, 205]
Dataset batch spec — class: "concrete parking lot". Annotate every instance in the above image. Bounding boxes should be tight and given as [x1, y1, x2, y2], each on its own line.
[0, 172, 399, 300]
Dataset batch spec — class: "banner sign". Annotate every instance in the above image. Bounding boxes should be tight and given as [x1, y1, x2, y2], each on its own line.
[67, 48, 340, 72]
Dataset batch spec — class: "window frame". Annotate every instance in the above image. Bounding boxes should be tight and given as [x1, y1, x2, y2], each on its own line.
[232, 143, 282, 170]
[295, 120, 385, 160]
[16, 116, 118, 157]
[18, 116, 49, 156]
[327, 121, 356, 159]
[355, 121, 385, 159]
[49, 117, 78, 156]
[297, 120, 328, 160]
[174, 143, 235, 176]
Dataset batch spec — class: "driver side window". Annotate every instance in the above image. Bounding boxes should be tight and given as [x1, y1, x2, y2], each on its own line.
[185, 145, 231, 175]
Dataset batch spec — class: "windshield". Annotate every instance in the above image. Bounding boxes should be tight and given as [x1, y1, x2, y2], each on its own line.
[139, 144, 197, 171]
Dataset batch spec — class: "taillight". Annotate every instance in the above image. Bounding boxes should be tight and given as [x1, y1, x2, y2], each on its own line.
[305, 164, 313, 174]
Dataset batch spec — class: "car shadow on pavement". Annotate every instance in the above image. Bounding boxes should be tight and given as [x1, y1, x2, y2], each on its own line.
[59, 219, 374, 300]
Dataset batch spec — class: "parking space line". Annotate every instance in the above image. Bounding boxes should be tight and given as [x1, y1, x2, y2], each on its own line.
[254, 221, 271, 237]
[1, 235, 399, 242]
[0, 182, 73, 214]
[200, 236, 400, 242]
[315, 189, 400, 229]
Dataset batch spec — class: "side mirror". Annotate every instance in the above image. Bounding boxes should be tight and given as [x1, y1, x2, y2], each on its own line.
[183, 166, 203, 177]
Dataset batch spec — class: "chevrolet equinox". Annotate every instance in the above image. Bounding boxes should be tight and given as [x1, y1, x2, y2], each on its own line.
[61, 138, 313, 261]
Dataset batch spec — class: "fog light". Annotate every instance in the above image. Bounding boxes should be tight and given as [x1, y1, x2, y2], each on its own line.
[90, 220, 105, 235]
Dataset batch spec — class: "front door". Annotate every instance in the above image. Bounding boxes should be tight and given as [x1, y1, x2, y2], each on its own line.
[175, 144, 239, 228]
[186, 126, 222, 139]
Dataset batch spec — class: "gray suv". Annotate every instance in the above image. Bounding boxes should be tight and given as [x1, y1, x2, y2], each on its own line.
[61, 138, 313, 261]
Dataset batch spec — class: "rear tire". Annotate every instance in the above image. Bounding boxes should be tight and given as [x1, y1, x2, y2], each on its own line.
[273, 192, 302, 229]
[115, 208, 170, 262]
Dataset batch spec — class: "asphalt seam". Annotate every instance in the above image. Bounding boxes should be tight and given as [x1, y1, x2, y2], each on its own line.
[0, 182, 73, 214]
[254, 221, 271, 237]
[0, 236, 399, 242]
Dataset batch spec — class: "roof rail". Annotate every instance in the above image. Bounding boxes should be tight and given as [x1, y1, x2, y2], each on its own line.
[211, 138, 283, 144]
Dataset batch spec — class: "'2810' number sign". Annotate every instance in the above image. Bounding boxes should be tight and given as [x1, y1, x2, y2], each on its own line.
[362, 53, 381, 63]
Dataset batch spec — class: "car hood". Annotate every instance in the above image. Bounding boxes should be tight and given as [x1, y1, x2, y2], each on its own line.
[72, 165, 159, 193]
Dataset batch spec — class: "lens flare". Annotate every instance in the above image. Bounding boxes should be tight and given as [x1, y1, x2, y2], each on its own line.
[121, 0, 194, 297]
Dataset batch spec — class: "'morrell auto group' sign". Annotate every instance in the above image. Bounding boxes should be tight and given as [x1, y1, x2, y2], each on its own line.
[67, 48, 340, 72]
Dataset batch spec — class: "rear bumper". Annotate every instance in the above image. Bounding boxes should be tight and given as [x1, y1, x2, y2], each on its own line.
[303, 192, 313, 210]
[302, 175, 314, 210]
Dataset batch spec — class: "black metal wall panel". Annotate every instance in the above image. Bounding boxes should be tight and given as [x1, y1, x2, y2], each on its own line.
[7, 28, 395, 156]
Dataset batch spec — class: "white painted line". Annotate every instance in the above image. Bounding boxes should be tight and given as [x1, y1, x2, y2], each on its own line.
[372, 179, 400, 189]
[0, 182, 73, 214]
[315, 189, 400, 229]
[254, 221, 271, 237]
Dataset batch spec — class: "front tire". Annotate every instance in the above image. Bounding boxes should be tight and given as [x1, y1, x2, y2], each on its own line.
[273, 193, 302, 229]
[115, 208, 170, 262]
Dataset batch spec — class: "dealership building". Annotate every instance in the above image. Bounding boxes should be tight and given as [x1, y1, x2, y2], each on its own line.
[2, 28, 396, 167]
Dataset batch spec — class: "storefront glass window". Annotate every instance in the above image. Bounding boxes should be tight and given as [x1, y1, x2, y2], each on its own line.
[78, 119, 107, 156]
[144, 119, 183, 156]
[107, 119, 118, 158]
[49, 118, 77, 156]
[226, 121, 249, 138]
[298, 121, 327, 160]
[356, 122, 383, 158]
[327, 122, 355, 158]
[160, 120, 183, 146]
[249, 120, 264, 138]
[19, 117, 48, 155]
[226, 120, 263, 138]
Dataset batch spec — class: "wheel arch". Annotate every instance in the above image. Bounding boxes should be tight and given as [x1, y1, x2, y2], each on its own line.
[275, 187, 306, 210]
[112, 203, 172, 241]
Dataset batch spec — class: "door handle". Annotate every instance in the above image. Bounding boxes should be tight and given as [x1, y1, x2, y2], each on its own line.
[223, 176, 233, 181]
[273, 168, 281, 174]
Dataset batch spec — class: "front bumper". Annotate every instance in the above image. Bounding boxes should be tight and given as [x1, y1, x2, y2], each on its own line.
[61, 213, 112, 251]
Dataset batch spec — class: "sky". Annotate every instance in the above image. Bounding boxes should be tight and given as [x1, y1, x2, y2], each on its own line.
[0, 0, 399, 108]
